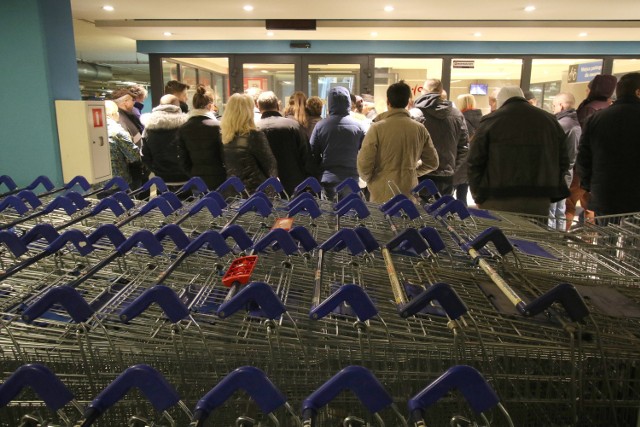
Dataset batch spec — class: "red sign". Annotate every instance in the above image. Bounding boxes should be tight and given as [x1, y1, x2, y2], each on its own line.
[92, 108, 104, 128]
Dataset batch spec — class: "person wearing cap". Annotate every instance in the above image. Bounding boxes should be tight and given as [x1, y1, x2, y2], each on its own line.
[567, 74, 618, 227]
[467, 86, 570, 216]
[576, 73, 640, 220]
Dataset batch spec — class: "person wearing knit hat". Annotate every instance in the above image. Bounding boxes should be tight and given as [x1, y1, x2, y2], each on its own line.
[523, 90, 538, 107]
[467, 86, 570, 216]
[567, 74, 618, 228]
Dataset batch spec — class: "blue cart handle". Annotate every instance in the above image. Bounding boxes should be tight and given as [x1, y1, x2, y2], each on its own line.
[137, 176, 168, 195]
[419, 227, 446, 254]
[21, 224, 59, 245]
[252, 228, 298, 255]
[119, 285, 190, 324]
[64, 175, 91, 192]
[0, 175, 17, 191]
[177, 176, 209, 195]
[524, 283, 590, 322]
[217, 281, 286, 320]
[237, 196, 272, 217]
[63, 191, 89, 210]
[412, 179, 440, 199]
[90, 197, 125, 218]
[288, 198, 322, 219]
[310, 284, 378, 322]
[385, 228, 429, 256]
[187, 197, 223, 219]
[408, 365, 499, 416]
[383, 198, 420, 219]
[17, 190, 43, 209]
[0, 364, 74, 412]
[100, 176, 129, 193]
[216, 176, 245, 194]
[154, 224, 190, 250]
[87, 224, 126, 247]
[247, 191, 273, 208]
[158, 191, 183, 210]
[289, 226, 318, 253]
[116, 230, 164, 257]
[400, 282, 468, 320]
[319, 229, 366, 256]
[45, 230, 95, 256]
[333, 192, 361, 211]
[138, 196, 175, 217]
[184, 231, 231, 257]
[433, 199, 471, 220]
[26, 175, 55, 192]
[82, 365, 180, 427]
[424, 194, 454, 214]
[302, 366, 393, 417]
[294, 177, 322, 195]
[335, 178, 361, 194]
[0, 195, 30, 215]
[22, 286, 94, 324]
[354, 227, 380, 253]
[220, 225, 254, 251]
[335, 198, 370, 219]
[204, 190, 228, 209]
[0, 231, 28, 257]
[193, 366, 287, 423]
[42, 195, 82, 216]
[257, 177, 284, 194]
[110, 191, 135, 210]
[463, 227, 514, 257]
[379, 194, 410, 212]
[288, 191, 317, 208]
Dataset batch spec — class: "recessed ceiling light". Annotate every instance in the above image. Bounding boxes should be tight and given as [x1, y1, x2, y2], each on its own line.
[163, 32, 173, 36]
[524, 5, 536, 12]
[579, 32, 588, 37]
[267, 31, 274, 36]
[102, 5, 114, 11]
[162, 60, 167, 63]
[243, 5, 254, 11]
[370, 31, 378, 37]
[261, 70, 269, 74]
[473, 32, 482, 37]
[384, 5, 394, 12]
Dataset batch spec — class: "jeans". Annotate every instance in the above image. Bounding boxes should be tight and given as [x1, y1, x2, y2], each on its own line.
[454, 183, 469, 207]
[548, 199, 566, 231]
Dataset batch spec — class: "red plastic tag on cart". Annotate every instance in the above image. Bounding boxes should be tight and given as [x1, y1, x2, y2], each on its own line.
[222, 255, 258, 287]
[272, 217, 294, 231]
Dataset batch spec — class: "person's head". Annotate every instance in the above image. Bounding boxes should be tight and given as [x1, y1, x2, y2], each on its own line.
[496, 86, 525, 109]
[456, 94, 477, 111]
[244, 87, 263, 107]
[127, 85, 148, 103]
[587, 74, 617, 100]
[488, 88, 500, 112]
[387, 80, 412, 109]
[111, 89, 135, 112]
[422, 79, 443, 95]
[257, 91, 279, 112]
[220, 93, 256, 144]
[159, 94, 181, 107]
[552, 93, 576, 114]
[285, 91, 308, 126]
[104, 100, 119, 121]
[306, 96, 324, 117]
[523, 90, 538, 106]
[164, 80, 189, 102]
[615, 72, 640, 100]
[192, 84, 215, 110]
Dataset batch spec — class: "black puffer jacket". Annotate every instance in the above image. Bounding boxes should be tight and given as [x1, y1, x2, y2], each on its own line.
[257, 111, 315, 195]
[177, 111, 227, 190]
[468, 97, 570, 204]
[223, 130, 278, 194]
[411, 93, 469, 177]
[141, 104, 189, 182]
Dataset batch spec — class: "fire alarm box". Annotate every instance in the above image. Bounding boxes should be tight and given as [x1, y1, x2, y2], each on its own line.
[55, 100, 112, 184]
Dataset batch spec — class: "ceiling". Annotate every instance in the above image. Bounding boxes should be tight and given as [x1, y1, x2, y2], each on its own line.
[71, 0, 640, 90]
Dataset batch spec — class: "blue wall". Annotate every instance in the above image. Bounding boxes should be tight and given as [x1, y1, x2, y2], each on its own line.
[0, 0, 80, 188]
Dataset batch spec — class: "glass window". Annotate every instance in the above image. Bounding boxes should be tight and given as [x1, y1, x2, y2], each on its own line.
[613, 59, 640, 83]
[162, 61, 178, 84]
[306, 63, 361, 117]
[163, 58, 229, 114]
[243, 64, 295, 108]
[531, 59, 603, 112]
[374, 58, 443, 114]
[451, 58, 523, 115]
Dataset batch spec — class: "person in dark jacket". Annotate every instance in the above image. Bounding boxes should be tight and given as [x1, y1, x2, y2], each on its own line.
[305, 96, 324, 140]
[549, 93, 581, 230]
[177, 85, 226, 191]
[310, 86, 365, 200]
[576, 72, 640, 220]
[453, 94, 482, 206]
[467, 87, 570, 216]
[165, 80, 190, 114]
[141, 95, 189, 185]
[568, 74, 617, 226]
[220, 93, 278, 194]
[411, 79, 469, 196]
[256, 91, 315, 196]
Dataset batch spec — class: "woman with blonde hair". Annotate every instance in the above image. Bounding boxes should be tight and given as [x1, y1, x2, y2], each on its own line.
[284, 91, 309, 129]
[220, 93, 277, 193]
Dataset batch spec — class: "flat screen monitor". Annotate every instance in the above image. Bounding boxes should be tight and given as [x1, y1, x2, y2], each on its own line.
[470, 83, 488, 95]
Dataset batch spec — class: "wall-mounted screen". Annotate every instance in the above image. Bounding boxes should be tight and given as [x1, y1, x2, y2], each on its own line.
[470, 83, 488, 95]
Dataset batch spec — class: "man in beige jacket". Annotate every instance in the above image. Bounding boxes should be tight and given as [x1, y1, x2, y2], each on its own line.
[357, 81, 439, 203]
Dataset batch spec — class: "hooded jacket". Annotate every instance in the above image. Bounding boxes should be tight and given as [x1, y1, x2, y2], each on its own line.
[357, 108, 439, 203]
[411, 93, 469, 177]
[141, 104, 189, 182]
[576, 74, 617, 127]
[556, 109, 581, 185]
[576, 96, 640, 215]
[310, 87, 365, 185]
[177, 110, 227, 190]
[468, 97, 569, 204]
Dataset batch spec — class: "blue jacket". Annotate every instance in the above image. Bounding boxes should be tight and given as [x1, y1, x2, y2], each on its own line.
[310, 86, 365, 184]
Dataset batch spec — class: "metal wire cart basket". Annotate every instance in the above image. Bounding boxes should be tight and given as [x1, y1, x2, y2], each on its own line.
[0, 174, 639, 427]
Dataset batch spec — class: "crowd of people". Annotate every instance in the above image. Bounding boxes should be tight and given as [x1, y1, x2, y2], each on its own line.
[104, 72, 640, 228]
